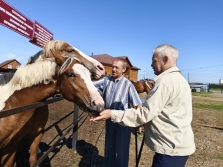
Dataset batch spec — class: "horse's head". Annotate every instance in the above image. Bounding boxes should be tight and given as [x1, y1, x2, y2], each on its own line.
[42, 40, 105, 80]
[56, 57, 104, 112]
[142, 80, 154, 94]
[131, 79, 154, 94]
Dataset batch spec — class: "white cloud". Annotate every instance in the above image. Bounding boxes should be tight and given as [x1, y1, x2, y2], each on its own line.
[17, 57, 25, 60]
[0, 53, 26, 65]
[5, 53, 16, 59]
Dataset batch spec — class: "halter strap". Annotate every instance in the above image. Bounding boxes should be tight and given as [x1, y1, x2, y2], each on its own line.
[144, 81, 152, 90]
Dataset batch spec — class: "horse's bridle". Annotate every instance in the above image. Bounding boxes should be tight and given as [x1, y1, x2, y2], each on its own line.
[144, 81, 154, 90]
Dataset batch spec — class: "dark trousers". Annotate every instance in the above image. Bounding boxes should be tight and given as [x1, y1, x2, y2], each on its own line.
[103, 119, 131, 167]
[152, 153, 189, 167]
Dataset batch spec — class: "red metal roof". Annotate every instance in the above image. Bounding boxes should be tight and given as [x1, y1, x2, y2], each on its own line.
[91, 54, 140, 70]
[0, 59, 21, 68]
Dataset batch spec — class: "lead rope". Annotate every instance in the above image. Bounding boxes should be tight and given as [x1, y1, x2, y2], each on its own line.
[136, 134, 145, 167]
[136, 81, 152, 167]
[135, 128, 138, 166]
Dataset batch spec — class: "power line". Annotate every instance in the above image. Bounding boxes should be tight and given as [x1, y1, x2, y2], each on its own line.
[140, 65, 223, 73]
[181, 65, 223, 71]
[182, 73, 222, 77]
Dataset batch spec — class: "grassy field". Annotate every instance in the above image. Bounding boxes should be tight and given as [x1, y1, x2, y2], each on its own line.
[192, 89, 223, 111]
[188, 89, 223, 166]
[132, 90, 223, 167]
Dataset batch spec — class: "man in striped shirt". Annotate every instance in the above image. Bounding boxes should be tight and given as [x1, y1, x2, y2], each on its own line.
[94, 58, 142, 167]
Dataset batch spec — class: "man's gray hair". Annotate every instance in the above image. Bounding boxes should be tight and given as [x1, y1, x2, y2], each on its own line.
[114, 58, 127, 68]
[153, 44, 179, 64]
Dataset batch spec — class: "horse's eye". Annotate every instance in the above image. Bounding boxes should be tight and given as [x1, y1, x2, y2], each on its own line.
[67, 49, 74, 53]
[68, 73, 75, 78]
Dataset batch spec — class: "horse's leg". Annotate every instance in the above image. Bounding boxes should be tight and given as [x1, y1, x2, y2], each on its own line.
[28, 105, 49, 166]
[29, 132, 44, 165]
[1, 146, 18, 167]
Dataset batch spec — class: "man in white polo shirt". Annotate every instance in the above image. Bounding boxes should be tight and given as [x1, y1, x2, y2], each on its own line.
[91, 44, 195, 167]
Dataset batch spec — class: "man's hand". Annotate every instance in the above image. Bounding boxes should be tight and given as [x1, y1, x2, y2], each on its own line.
[90, 109, 111, 122]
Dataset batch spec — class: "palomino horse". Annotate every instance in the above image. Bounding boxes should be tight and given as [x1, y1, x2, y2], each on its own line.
[0, 54, 104, 166]
[27, 40, 105, 80]
[130, 79, 154, 94]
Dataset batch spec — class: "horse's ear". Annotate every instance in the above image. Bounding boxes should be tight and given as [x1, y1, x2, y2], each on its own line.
[50, 49, 65, 66]
[26, 57, 32, 65]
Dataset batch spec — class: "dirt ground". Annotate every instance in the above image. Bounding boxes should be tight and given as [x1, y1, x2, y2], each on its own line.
[15, 90, 223, 167]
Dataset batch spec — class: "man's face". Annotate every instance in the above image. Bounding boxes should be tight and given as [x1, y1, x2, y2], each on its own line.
[151, 53, 165, 75]
[112, 60, 126, 79]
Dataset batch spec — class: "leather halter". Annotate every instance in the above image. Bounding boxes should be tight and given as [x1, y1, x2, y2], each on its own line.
[144, 81, 153, 90]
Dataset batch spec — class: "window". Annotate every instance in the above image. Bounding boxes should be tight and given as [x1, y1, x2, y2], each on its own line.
[16, 65, 20, 69]
[8, 64, 12, 68]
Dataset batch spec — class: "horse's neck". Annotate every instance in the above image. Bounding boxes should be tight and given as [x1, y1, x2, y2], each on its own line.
[3, 82, 57, 110]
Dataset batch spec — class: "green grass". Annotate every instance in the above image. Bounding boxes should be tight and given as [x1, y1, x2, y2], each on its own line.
[137, 133, 143, 138]
[214, 153, 223, 160]
[210, 88, 222, 91]
[192, 90, 223, 111]
[193, 101, 223, 111]
[192, 92, 213, 97]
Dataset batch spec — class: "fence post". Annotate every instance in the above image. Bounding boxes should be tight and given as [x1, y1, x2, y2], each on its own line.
[221, 84, 222, 93]
[72, 104, 79, 151]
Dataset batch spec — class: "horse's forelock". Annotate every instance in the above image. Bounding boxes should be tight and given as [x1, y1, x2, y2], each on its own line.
[43, 40, 66, 58]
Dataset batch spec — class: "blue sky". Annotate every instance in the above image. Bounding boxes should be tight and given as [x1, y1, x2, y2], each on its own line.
[0, 0, 222, 84]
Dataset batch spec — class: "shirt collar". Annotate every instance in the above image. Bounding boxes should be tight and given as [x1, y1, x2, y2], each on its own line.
[112, 75, 124, 82]
[154, 67, 181, 81]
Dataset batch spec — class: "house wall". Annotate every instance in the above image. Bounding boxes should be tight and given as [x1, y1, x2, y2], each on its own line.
[104, 65, 112, 76]
[124, 68, 138, 81]
[128, 69, 138, 81]
[1, 61, 20, 69]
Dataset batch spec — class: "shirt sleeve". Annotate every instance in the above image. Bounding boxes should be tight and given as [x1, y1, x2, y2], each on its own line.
[111, 82, 171, 127]
[128, 84, 142, 107]
[93, 77, 105, 93]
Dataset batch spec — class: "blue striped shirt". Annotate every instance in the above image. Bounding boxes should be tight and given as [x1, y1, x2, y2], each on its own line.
[94, 76, 142, 110]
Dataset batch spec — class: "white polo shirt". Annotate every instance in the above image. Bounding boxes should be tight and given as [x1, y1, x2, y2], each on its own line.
[111, 67, 196, 156]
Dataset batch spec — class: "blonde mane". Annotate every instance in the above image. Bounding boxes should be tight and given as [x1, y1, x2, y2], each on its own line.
[0, 59, 58, 111]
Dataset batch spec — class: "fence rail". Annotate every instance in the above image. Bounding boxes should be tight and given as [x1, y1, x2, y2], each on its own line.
[0, 96, 64, 118]
[0, 96, 83, 166]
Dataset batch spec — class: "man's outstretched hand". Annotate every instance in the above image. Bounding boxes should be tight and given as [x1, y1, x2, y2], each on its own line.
[90, 109, 112, 122]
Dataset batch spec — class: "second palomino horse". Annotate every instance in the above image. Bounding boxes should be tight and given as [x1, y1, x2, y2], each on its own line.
[130, 79, 154, 94]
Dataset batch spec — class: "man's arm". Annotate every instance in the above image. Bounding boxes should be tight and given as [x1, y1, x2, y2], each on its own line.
[135, 103, 142, 109]
[129, 84, 142, 108]
[135, 103, 143, 133]
[91, 82, 171, 128]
